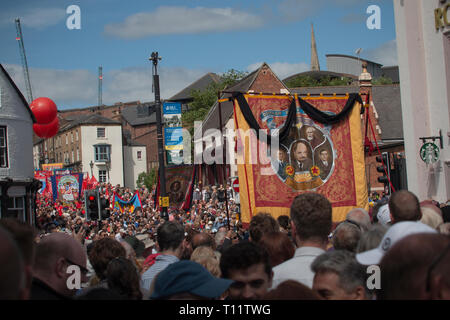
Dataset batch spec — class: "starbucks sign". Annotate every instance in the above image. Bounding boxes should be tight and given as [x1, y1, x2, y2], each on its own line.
[420, 142, 440, 164]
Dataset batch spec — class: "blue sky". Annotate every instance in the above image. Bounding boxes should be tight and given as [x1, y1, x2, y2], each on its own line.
[0, 0, 397, 109]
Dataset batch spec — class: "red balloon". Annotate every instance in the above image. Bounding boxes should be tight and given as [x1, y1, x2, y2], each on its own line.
[33, 117, 59, 138]
[30, 97, 57, 124]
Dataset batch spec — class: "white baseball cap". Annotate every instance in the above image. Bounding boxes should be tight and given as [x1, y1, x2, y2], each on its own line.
[377, 204, 391, 226]
[356, 221, 437, 265]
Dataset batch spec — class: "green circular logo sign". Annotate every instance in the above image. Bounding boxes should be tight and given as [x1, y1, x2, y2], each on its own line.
[420, 142, 439, 164]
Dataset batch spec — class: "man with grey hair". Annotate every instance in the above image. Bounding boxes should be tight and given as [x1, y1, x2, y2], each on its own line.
[356, 224, 388, 253]
[332, 221, 362, 252]
[215, 230, 227, 249]
[346, 208, 371, 232]
[311, 250, 369, 300]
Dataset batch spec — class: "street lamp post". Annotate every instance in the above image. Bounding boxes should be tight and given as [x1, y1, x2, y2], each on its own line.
[90, 160, 94, 178]
[149, 52, 168, 221]
[106, 160, 110, 183]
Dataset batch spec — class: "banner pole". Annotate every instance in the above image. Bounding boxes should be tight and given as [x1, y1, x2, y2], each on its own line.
[218, 91, 231, 230]
[149, 52, 168, 221]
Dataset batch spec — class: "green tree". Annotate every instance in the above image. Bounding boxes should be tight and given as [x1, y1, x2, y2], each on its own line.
[182, 69, 248, 134]
[285, 75, 353, 88]
[136, 168, 157, 190]
[372, 76, 393, 85]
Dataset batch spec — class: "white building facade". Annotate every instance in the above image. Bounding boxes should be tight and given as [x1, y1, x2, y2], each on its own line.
[394, 0, 450, 202]
[124, 145, 147, 190]
[80, 124, 124, 187]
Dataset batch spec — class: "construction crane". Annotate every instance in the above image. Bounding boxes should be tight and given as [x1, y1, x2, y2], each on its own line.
[15, 18, 33, 103]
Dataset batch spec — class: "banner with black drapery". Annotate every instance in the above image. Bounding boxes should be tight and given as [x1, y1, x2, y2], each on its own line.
[233, 92, 368, 225]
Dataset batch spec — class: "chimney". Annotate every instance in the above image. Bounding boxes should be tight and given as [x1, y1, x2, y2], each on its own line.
[359, 61, 372, 98]
[359, 61, 381, 139]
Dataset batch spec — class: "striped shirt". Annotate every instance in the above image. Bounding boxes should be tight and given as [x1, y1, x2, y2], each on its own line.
[140, 254, 179, 291]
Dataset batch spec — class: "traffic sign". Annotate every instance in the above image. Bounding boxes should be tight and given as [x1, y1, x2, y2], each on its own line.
[159, 196, 169, 207]
[232, 178, 239, 193]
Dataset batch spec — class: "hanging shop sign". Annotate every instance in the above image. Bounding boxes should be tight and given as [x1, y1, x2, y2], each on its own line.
[420, 142, 440, 164]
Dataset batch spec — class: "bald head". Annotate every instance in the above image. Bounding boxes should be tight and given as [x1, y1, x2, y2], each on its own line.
[388, 190, 422, 223]
[346, 208, 371, 232]
[0, 225, 25, 300]
[33, 233, 86, 298]
[192, 232, 216, 251]
[379, 233, 450, 300]
[34, 233, 86, 273]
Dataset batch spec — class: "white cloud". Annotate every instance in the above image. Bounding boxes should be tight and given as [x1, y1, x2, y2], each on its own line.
[3, 64, 210, 109]
[104, 6, 263, 39]
[3, 64, 96, 106]
[364, 39, 398, 66]
[105, 66, 207, 104]
[275, 0, 364, 22]
[0, 7, 66, 29]
[247, 61, 309, 80]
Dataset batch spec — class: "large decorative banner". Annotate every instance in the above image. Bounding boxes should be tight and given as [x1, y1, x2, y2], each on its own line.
[113, 192, 142, 215]
[42, 163, 63, 171]
[50, 173, 84, 204]
[163, 102, 183, 165]
[233, 93, 368, 224]
[157, 165, 196, 210]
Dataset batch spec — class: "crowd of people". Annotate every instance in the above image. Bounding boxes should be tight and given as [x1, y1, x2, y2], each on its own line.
[1, 181, 449, 300]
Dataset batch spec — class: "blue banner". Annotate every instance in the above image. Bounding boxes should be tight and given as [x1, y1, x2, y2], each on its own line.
[163, 102, 182, 115]
[164, 127, 183, 150]
[113, 192, 142, 214]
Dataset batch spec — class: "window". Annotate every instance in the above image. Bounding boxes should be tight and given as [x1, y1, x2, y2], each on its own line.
[0, 127, 8, 167]
[97, 127, 106, 138]
[76, 131, 79, 141]
[98, 170, 107, 183]
[77, 148, 79, 161]
[66, 135, 68, 145]
[71, 150, 74, 163]
[3, 197, 25, 220]
[95, 145, 110, 162]
[137, 151, 142, 160]
[71, 132, 74, 143]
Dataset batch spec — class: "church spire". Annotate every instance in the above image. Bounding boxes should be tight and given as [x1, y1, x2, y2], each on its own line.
[311, 23, 320, 71]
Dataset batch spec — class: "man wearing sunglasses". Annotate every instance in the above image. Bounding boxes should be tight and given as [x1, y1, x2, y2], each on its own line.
[30, 233, 88, 300]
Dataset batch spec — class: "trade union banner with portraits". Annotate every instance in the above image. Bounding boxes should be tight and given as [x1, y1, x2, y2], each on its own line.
[232, 93, 368, 224]
[156, 165, 196, 210]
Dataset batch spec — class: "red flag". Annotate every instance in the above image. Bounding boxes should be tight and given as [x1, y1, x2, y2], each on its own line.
[82, 173, 89, 191]
[90, 175, 99, 188]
